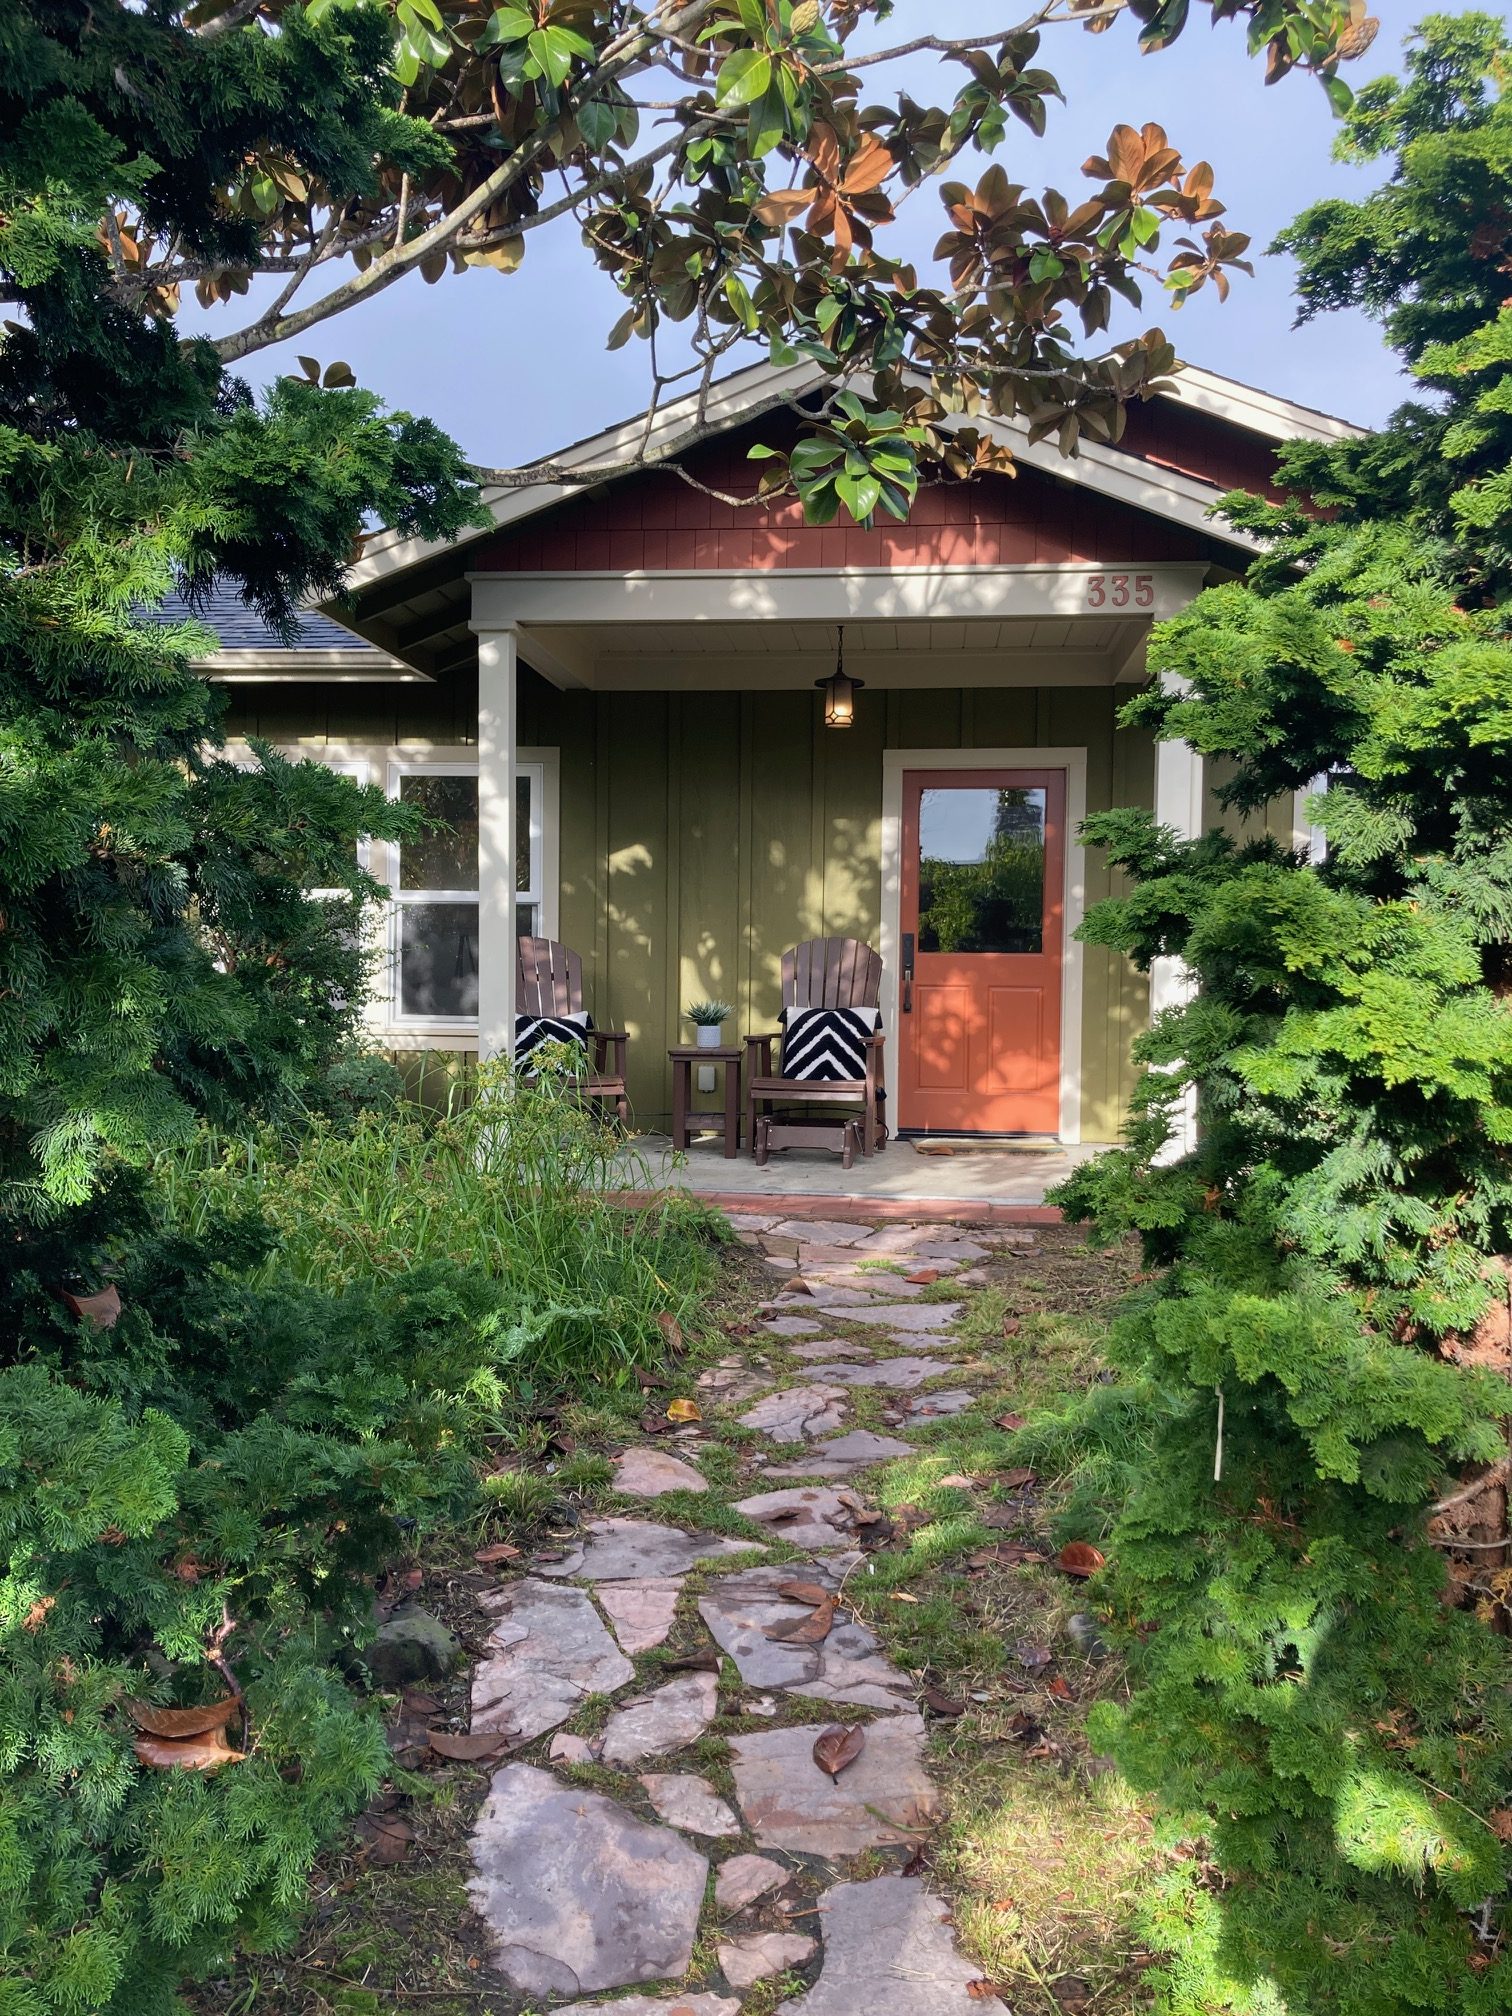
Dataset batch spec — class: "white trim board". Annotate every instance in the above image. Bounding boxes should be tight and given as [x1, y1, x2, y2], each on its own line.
[879, 747, 1088, 1145]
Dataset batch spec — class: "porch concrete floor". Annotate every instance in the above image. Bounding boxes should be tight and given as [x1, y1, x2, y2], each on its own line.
[617, 1133, 1109, 1219]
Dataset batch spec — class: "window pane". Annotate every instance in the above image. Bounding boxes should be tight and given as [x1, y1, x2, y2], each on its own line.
[398, 774, 478, 891]
[516, 772, 533, 894]
[917, 786, 1046, 954]
[399, 902, 478, 1017]
[516, 900, 538, 939]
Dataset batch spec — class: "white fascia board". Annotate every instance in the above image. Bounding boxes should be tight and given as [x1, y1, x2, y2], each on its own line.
[196, 647, 428, 682]
[1158, 363, 1366, 445]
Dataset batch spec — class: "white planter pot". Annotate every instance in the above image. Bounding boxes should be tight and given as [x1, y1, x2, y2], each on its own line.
[695, 1024, 725, 1049]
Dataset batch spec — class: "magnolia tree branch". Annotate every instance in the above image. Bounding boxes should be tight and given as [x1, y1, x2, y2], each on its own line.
[210, 0, 724, 363]
[205, 0, 1121, 365]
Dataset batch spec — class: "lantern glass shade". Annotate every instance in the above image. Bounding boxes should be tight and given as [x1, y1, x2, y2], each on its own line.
[817, 668, 864, 728]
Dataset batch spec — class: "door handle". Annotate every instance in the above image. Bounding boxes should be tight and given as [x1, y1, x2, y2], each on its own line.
[901, 932, 914, 1014]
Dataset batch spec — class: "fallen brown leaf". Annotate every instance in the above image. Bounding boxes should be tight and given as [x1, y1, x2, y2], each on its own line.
[640, 1409, 677, 1435]
[665, 1648, 721, 1672]
[474, 1542, 522, 1566]
[1001, 1317, 1022, 1338]
[427, 1727, 517, 1761]
[773, 1580, 833, 1607]
[634, 1366, 670, 1391]
[1052, 1978, 1093, 2012]
[1045, 1674, 1076, 1703]
[656, 1312, 686, 1354]
[666, 1398, 702, 1424]
[905, 1268, 942, 1286]
[921, 1684, 966, 1718]
[360, 1813, 413, 1865]
[133, 1727, 245, 1772]
[786, 1276, 815, 1295]
[125, 1697, 239, 1740]
[1057, 1541, 1106, 1578]
[62, 1284, 122, 1330]
[936, 1472, 975, 1490]
[967, 1983, 1006, 2003]
[1013, 1639, 1054, 1671]
[888, 1590, 920, 1604]
[812, 1723, 865, 1781]
[766, 1600, 836, 1644]
[994, 1412, 1026, 1431]
[999, 1466, 1037, 1489]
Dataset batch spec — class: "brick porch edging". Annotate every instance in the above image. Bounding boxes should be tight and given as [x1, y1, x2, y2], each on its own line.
[612, 1191, 1063, 1228]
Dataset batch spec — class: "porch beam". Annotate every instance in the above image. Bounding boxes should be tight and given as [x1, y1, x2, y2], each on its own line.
[474, 625, 518, 1062]
[469, 562, 1210, 632]
[1149, 673, 1202, 1164]
[517, 623, 592, 691]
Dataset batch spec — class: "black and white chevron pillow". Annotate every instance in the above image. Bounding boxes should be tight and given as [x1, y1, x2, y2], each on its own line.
[779, 1005, 880, 1082]
[515, 1012, 591, 1065]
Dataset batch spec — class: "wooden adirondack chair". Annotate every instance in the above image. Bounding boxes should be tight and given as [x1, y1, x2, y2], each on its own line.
[516, 936, 630, 1125]
[745, 936, 887, 1162]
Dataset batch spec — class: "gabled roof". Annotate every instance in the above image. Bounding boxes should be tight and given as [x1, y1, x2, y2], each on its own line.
[340, 352, 1366, 606]
[151, 583, 421, 682]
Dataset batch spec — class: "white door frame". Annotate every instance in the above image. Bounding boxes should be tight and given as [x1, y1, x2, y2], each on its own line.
[880, 747, 1088, 1144]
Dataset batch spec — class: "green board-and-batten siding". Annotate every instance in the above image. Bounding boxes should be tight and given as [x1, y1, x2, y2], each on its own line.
[224, 671, 1154, 1139]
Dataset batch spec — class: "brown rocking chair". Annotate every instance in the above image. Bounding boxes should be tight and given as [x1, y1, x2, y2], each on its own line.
[516, 936, 630, 1125]
[745, 936, 888, 1164]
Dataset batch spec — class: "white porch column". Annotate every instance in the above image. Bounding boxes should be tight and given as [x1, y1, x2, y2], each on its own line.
[475, 625, 518, 1060]
[1150, 675, 1202, 1163]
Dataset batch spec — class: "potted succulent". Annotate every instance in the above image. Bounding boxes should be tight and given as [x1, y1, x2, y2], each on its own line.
[687, 999, 732, 1050]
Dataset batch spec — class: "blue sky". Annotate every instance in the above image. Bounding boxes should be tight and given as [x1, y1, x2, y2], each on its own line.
[203, 1, 1473, 466]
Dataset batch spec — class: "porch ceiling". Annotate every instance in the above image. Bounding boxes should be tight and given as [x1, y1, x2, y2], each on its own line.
[514, 614, 1153, 690]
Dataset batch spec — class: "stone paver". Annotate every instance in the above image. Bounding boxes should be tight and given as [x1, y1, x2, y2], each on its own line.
[698, 1566, 912, 1710]
[468, 1764, 706, 1996]
[731, 1485, 859, 1551]
[738, 1383, 848, 1440]
[471, 1580, 633, 1746]
[599, 1671, 719, 1766]
[718, 1931, 816, 1988]
[776, 1874, 984, 2015]
[536, 1517, 760, 1582]
[715, 1852, 790, 1913]
[729, 1714, 940, 1856]
[834, 1301, 963, 1333]
[640, 1772, 741, 1837]
[787, 1339, 873, 1363]
[556, 1998, 738, 2016]
[766, 1428, 914, 1478]
[596, 1577, 682, 1656]
[613, 1448, 708, 1498]
[822, 1354, 952, 1390]
[902, 1389, 977, 1422]
[767, 1218, 873, 1246]
[761, 1313, 824, 1337]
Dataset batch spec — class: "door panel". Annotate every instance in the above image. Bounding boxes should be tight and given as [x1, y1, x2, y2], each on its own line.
[898, 770, 1064, 1134]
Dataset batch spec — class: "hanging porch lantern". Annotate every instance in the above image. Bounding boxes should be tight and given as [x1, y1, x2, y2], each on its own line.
[816, 625, 864, 728]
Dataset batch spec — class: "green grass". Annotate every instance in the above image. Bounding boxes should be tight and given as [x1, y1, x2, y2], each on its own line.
[154, 1060, 719, 1393]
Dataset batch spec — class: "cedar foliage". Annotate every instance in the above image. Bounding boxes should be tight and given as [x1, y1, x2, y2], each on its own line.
[1054, 19, 1512, 2010]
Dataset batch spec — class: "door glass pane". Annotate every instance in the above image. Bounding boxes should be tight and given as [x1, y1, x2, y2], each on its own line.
[917, 786, 1046, 954]
[398, 775, 478, 891]
[517, 772, 533, 893]
[399, 901, 479, 1016]
[516, 900, 538, 939]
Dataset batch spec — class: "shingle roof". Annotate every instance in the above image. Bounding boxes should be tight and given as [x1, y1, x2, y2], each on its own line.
[151, 583, 373, 653]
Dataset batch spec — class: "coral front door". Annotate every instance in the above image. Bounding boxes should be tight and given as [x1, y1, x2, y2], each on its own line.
[898, 769, 1064, 1134]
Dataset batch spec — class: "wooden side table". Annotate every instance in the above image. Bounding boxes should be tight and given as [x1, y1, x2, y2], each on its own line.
[668, 1045, 742, 1158]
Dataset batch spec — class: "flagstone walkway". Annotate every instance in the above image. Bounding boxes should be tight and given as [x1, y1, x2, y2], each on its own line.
[463, 1213, 1032, 2013]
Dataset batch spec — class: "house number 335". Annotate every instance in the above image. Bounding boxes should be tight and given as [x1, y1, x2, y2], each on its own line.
[1085, 572, 1155, 609]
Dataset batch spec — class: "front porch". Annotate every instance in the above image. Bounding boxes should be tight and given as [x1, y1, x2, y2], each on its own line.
[619, 1131, 1101, 1222]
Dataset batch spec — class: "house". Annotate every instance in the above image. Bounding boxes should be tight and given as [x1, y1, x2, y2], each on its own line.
[208, 357, 1361, 1148]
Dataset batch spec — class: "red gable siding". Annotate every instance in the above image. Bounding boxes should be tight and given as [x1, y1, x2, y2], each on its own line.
[470, 407, 1266, 575]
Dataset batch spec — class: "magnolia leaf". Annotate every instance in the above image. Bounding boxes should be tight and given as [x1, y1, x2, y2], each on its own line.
[765, 1599, 836, 1643]
[322, 361, 356, 388]
[773, 1580, 833, 1607]
[905, 1268, 941, 1285]
[125, 1697, 239, 1739]
[666, 1397, 702, 1423]
[921, 1683, 966, 1718]
[812, 1723, 865, 1780]
[1013, 1639, 1054, 1671]
[473, 1542, 522, 1565]
[134, 1726, 245, 1772]
[995, 1412, 1026, 1431]
[754, 188, 812, 227]
[999, 1466, 1037, 1489]
[1057, 1541, 1106, 1578]
[657, 1312, 686, 1354]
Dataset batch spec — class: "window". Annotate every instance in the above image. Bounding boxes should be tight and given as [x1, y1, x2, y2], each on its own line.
[386, 759, 547, 1026]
